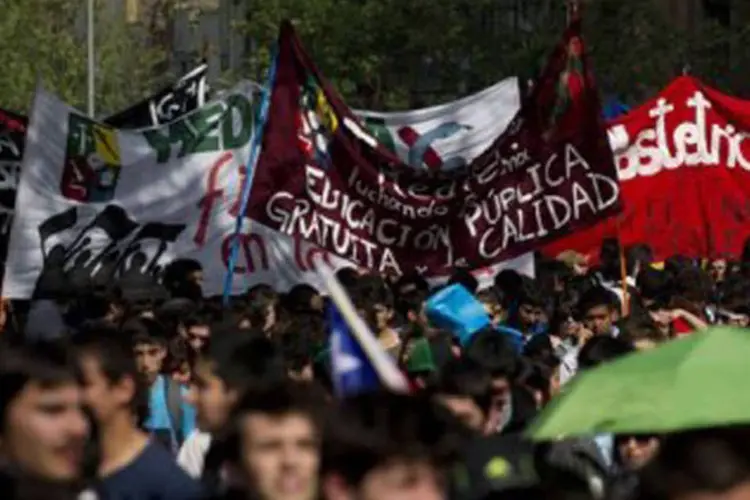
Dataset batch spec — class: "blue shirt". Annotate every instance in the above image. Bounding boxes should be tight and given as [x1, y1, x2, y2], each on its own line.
[98, 440, 204, 500]
[145, 375, 196, 452]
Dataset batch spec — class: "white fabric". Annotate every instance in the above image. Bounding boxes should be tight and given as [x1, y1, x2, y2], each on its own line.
[4, 79, 531, 299]
[177, 430, 211, 479]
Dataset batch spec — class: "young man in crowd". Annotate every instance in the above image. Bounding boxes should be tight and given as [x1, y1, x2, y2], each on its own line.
[123, 317, 195, 453]
[432, 358, 493, 434]
[319, 391, 462, 500]
[214, 381, 325, 500]
[73, 324, 204, 499]
[180, 327, 286, 482]
[462, 329, 518, 434]
[0, 340, 89, 492]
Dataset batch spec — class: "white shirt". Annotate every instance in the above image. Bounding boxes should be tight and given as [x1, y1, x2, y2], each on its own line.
[177, 430, 212, 478]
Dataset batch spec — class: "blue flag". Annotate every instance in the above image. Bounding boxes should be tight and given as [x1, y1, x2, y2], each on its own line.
[327, 302, 380, 398]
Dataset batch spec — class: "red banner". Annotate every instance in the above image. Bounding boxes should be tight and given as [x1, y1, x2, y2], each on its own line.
[247, 19, 620, 277]
[545, 76, 750, 262]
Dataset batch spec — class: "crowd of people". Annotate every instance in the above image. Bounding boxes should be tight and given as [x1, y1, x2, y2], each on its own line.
[2, 237, 750, 500]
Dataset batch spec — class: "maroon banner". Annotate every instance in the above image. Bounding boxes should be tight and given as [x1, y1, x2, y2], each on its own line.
[247, 19, 621, 277]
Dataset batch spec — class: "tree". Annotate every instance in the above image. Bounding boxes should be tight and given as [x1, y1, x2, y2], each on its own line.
[227, 0, 750, 110]
[0, 0, 173, 117]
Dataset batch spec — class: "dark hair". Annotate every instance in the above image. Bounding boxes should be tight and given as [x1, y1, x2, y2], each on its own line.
[577, 286, 619, 316]
[618, 313, 665, 344]
[73, 322, 149, 426]
[577, 336, 634, 370]
[464, 327, 519, 379]
[320, 391, 464, 487]
[637, 267, 670, 301]
[216, 381, 326, 465]
[599, 238, 622, 280]
[434, 358, 493, 417]
[448, 269, 479, 295]
[281, 284, 321, 316]
[523, 334, 560, 369]
[203, 328, 286, 391]
[121, 317, 169, 347]
[495, 270, 523, 308]
[518, 278, 546, 308]
[278, 327, 316, 375]
[639, 426, 750, 499]
[0, 340, 82, 431]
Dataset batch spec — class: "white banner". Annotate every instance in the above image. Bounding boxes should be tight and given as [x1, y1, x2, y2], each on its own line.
[4, 78, 530, 299]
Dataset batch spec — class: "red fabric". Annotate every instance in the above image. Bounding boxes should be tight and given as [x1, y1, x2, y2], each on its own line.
[247, 20, 620, 277]
[671, 317, 694, 337]
[545, 76, 750, 262]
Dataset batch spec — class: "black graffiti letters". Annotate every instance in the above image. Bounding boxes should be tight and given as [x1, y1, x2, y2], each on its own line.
[35, 205, 187, 290]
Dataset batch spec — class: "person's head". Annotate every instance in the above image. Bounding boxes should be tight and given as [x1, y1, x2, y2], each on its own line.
[187, 328, 286, 433]
[246, 286, 280, 334]
[0, 341, 89, 482]
[162, 258, 203, 300]
[183, 310, 212, 354]
[282, 285, 324, 316]
[626, 244, 654, 278]
[433, 359, 492, 434]
[464, 328, 519, 431]
[618, 313, 666, 351]
[217, 381, 325, 500]
[393, 277, 429, 331]
[516, 360, 560, 409]
[476, 287, 505, 325]
[673, 267, 713, 312]
[278, 325, 316, 382]
[351, 277, 395, 334]
[320, 391, 463, 500]
[122, 317, 168, 385]
[577, 286, 619, 336]
[615, 433, 660, 471]
[447, 269, 479, 296]
[577, 336, 634, 371]
[73, 323, 149, 428]
[516, 279, 546, 332]
[708, 258, 728, 284]
[639, 426, 750, 500]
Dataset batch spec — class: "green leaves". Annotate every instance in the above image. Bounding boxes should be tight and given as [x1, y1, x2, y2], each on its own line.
[0, 0, 169, 116]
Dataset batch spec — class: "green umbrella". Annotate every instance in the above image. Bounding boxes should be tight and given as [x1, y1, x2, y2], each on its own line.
[527, 326, 750, 440]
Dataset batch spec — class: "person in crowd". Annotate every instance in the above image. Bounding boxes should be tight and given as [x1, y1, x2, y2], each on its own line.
[162, 259, 204, 302]
[504, 277, 547, 339]
[464, 329, 519, 434]
[123, 317, 195, 453]
[638, 426, 750, 500]
[210, 381, 325, 500]
[432, 358, 493, 434]
[0, 340, 89, 493]
[349, 276, 401, 357]
[245, 285, 280, 335]
[73, 323, 204, 499]
[183, 309, 213, 355]
[319, 391, 463, 500]
[181, 327, 286, 484]
[618, 313, 667, 351]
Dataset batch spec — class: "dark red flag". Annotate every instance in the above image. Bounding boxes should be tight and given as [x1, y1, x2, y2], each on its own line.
[247, 18, 621, 278]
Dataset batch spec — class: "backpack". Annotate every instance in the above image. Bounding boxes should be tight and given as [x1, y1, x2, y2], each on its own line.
[163, 377, 185, 450]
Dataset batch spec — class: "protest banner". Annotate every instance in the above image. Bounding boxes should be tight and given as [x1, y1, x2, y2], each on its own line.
[356, 77, 520, 171]
[246, 18, 620, 278]
[2, 76, 534, 300]
[0, 65, 210, 279]
[2, 81, 259, 299]
[544, 76, 750, 262]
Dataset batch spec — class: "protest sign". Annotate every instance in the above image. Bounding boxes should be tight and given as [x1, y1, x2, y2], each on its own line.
[544, 76, 750, 261]
[246, 19, 620, 278]
[2, 81, 259, 299]
[0, 65, 210, 280]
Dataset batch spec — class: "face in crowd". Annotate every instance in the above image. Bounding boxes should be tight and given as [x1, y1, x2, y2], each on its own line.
[0, 343, 90, 483]
[238, 411, 320, 500]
